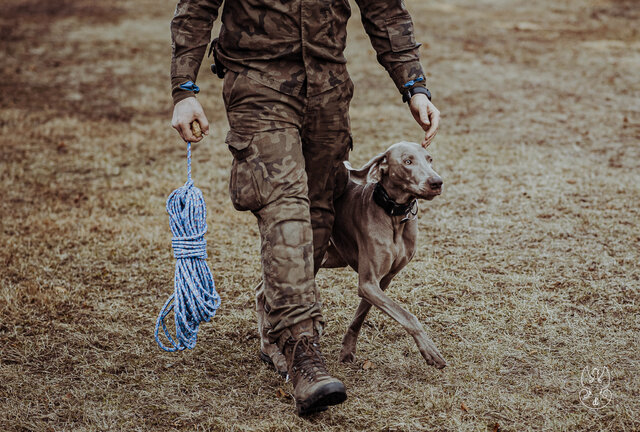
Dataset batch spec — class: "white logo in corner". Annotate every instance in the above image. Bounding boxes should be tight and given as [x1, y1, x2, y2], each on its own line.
[579, 366, 613, 410]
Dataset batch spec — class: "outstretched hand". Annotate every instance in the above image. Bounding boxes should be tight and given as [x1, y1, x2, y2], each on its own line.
[171, 97, 210, 143]
[409, 93, 440, 148]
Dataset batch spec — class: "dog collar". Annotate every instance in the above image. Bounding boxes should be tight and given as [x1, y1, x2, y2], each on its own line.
[373, 183, 418, 221]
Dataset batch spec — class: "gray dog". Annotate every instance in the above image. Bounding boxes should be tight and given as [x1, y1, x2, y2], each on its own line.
[257, 141, 447, 374]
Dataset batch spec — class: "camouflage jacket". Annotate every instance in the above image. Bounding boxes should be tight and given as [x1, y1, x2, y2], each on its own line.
[171, 0, 426, 104]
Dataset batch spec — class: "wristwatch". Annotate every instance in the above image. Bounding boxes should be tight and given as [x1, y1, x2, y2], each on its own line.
[402, 86, 431, 104]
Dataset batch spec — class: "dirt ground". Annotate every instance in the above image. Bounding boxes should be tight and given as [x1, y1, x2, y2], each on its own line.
[1, 0, 639, 430]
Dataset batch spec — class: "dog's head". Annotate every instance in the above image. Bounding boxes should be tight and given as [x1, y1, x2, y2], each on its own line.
[346, 141, 443, 200]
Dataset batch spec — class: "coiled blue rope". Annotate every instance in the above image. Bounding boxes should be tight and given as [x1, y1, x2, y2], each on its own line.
[154, 141, 221, 352]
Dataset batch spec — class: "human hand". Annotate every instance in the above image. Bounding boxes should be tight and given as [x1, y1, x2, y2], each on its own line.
[409, 93, 440, 147]
[171, 97, 210, 142]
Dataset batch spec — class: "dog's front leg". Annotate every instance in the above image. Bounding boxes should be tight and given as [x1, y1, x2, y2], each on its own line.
[340, 299, 372, 363]
[357, 277, 447, 369]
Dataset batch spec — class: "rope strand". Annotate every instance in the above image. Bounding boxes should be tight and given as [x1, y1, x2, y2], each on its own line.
[154, 141, 220, 352]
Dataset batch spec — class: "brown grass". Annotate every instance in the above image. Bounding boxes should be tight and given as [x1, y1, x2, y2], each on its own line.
[1, 0, 639, 430]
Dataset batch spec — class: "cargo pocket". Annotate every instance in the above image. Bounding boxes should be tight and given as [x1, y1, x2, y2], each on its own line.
[385, 14, 418, 52]
[226, 130, 272, 212]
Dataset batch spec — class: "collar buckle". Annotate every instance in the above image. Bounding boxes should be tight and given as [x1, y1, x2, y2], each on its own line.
[400, 200, 418, 224]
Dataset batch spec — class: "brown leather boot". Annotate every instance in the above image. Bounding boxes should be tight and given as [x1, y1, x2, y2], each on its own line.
[279, 320, 347, 415]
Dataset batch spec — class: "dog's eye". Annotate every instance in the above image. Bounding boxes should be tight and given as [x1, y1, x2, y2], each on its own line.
[426, 156, 433, 163]
[404, 159, 412, 165]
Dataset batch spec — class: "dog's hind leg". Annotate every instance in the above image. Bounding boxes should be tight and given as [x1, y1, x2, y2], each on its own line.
[339, 299, 372, 363]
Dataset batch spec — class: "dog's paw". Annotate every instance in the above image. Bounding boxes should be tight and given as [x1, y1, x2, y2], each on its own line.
[339, 349, 356, 363]
[418, 339, 447, 369]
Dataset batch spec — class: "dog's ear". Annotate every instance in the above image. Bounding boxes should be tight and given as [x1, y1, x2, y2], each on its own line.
[345, 152, 388, 185]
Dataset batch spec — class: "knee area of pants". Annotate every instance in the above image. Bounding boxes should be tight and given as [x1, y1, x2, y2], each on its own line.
[272, 220, 312, 247]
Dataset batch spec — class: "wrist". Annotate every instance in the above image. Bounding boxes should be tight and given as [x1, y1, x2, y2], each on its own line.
[173, 90, 197, 106]
[171, 79, 200, 105]
[402, 86, 431, 104]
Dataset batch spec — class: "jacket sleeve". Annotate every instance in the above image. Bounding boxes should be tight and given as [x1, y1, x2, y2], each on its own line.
[355, 0, 426, 95]
[170, 0, 224, 105]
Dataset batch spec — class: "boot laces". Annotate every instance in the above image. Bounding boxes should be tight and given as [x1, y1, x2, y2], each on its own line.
[290, 336, 328, 380]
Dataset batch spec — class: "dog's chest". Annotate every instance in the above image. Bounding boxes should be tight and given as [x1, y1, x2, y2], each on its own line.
[388, 221, 418, 269]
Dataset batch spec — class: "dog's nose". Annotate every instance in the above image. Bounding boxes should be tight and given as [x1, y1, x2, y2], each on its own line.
[428, 176, 443, 189]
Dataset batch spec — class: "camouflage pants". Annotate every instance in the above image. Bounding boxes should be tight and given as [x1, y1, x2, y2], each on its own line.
[222, 70, 353, 342]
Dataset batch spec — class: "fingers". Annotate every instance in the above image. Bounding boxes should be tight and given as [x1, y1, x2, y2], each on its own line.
[419, 103, 430, 129]
[423, 127, 438, 148]
[409, 95, 441, 148]
[172, 119, 198, 142]
[422, 105, 440, 148]
[194, 111, 210, 137]
[181, 123, 200, 142]
[171, 120, 186, 142]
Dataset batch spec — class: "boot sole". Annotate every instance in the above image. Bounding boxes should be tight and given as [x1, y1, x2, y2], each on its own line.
[259, 351, 288, 378]
[296, 381, 347, 416]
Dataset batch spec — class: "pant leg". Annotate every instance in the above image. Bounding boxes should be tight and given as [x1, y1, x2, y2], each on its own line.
[301, 78, 355, 274]
[222, 71, 323, 343]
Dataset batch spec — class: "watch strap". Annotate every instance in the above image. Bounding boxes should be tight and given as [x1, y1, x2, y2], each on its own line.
[402, 86, 431, 104]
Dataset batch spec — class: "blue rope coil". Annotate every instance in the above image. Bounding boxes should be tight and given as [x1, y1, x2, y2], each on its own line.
[154, 142, 220, 352]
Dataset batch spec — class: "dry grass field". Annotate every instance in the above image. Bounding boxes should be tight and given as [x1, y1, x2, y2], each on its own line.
[1, 0, 639, 430]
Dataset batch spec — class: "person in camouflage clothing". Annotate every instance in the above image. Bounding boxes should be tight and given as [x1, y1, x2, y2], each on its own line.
[170, 0, 440, 416]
